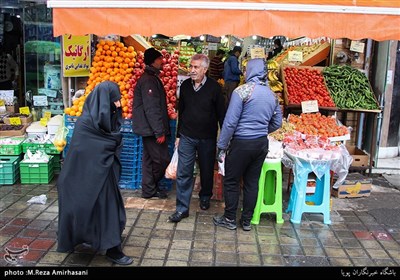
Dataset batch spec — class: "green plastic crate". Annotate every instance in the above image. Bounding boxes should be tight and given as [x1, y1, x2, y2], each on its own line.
[0, 143, 23, 155]
[20, 169, 54, 184]
[22, 141, 59, 155]
[53, 154, 61, 174]
[20, 156, 54, 184]
[0, 156, 21, 185]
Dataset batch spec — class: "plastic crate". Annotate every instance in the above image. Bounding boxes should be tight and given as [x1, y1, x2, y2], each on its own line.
[0, 143, 23, 156]
[120, 119, 133, 133]
[20, 156, 54, 184]
[0, 156, 21, 185]
[118, 179, 141, 190]
[22, 141, 59, 154]
[53, 154, 61, 173]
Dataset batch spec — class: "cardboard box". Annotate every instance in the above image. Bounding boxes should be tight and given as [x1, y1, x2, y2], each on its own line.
[6, 105, 19, 113]
[332, 173, 372, 198]
[0, 124, 28, 137]
[3, 115, 33, 125]
[346, 145, 369, 167]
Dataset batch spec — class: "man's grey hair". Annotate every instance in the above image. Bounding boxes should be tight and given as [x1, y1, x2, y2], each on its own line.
[191, 54, 210, 68]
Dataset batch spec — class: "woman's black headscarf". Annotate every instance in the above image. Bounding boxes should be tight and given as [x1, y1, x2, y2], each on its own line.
[82, 81, 122, 134]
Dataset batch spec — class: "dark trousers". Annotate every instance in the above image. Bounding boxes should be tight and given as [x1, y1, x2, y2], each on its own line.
[141, 136, 170, 197]
[175, 134, 216, 213]
[223, 81, 239, 108]
[223, 137, 269, 222]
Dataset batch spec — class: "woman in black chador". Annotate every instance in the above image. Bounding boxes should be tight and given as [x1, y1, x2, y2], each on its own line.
[57, 81, 133, 265]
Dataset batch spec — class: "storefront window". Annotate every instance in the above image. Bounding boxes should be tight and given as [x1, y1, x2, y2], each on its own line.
[23, 3, 63, 117]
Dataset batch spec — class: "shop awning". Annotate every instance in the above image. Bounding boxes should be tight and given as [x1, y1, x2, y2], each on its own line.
[48, 0, 400, 41]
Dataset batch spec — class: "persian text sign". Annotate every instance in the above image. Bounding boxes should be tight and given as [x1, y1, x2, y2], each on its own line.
[62, 34, 91, 77]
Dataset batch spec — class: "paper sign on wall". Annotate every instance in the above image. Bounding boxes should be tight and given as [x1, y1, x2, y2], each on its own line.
[301, 100, 319, 113]
[288, 51, 303, 62]
[33, 95, 48, 106]
[208, 43, 218, 51]
[62, 34, 91, 77]
[250, 48, 265, 59]
[350, 41, 365, 53]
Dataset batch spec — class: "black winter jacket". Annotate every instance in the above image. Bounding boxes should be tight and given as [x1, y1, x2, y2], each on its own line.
[132, 66, 170, 138]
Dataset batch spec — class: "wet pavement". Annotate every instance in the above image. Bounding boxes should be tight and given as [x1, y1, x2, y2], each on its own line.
[0, 168, 400, 269]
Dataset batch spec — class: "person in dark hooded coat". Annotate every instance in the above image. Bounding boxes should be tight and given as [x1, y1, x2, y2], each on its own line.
[57, 81, 133, 265]
[213, 59, 282, 232]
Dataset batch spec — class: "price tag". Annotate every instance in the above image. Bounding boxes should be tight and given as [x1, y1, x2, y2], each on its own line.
[250, 47, 265, 59]
[288, 51, 303, 62]
[40, 117, 48, 126]
[0, 100, 5, 106]
[19, 107, 30, 115]
[181, 41, 187, 47]
[301, 100, 319, 113]
[43, 111, 52, 120]
[350, 41, 365, 53]
[9, 117, 22, 125]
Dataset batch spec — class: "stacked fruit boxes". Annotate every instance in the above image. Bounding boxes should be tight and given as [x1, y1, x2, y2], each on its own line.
[20, 156, 54, 184]
[118, 119, 142, 190]
[0, 156, 21, 185]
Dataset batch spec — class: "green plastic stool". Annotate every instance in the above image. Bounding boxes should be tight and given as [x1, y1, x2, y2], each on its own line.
[251, 158, 284, 224]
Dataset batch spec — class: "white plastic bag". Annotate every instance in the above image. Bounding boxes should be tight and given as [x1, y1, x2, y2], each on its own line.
[165, 148, 178, 180]
[27, 194, 47, 205]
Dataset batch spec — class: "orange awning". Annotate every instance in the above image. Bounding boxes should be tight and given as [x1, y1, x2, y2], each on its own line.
[48, 0, 400, 41]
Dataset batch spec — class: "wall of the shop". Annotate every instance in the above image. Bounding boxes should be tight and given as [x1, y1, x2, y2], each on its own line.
[371, 40, 399, 159]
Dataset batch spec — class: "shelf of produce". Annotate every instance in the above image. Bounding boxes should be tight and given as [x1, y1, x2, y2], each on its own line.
[300, 42, 331, 67]
[281, 65, 337, 110]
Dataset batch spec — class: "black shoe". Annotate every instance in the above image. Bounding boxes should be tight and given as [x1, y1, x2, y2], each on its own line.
[142, 191, 168, 199]
[157, 191, 168, 199]
[213, 215, 237, 230]
[107, 254, 134, 265]
[239, 218, 251, 231]
[200, 198, 210, 210]
[168, 211, 189, 223]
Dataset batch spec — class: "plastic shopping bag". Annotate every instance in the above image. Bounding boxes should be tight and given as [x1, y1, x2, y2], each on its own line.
[53, 116, 69, 152]
[165, 148, 178, 180]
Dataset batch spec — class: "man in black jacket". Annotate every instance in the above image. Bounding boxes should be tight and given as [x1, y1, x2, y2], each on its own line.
[168, 54, 226, 223]
[132, 48, 170, 199]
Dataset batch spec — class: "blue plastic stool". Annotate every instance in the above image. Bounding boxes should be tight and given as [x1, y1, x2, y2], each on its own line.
[286, 160, 331, 224]
[251, 158, 284, 224]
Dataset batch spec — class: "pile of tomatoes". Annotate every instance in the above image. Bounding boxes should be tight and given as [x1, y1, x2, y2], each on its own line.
[283, 67, 335, 107]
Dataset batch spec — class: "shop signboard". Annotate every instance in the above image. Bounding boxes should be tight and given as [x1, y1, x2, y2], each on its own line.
[62, 34, 91, 77]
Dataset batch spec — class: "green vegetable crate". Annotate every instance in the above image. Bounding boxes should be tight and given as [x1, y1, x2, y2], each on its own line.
[0, 156, 21, 185]
[20, 156, 54, 184]
[22, 141, 59, 154]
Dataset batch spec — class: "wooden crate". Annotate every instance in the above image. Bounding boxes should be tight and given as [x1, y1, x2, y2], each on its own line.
[280, 65, 337, 111]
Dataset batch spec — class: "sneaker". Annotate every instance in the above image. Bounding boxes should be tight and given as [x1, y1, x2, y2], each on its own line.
[239, 219, 251, 231]
[213, 215, 237, 230]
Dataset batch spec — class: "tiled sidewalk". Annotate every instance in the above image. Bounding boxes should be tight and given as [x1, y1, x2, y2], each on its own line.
[0, 175, 400, 268]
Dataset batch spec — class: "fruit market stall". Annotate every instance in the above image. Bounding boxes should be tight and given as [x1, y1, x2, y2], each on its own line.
[278, 63, 381, 174]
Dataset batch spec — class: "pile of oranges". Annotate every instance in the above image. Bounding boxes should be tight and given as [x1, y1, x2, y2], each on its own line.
[64, 39, 137, 118]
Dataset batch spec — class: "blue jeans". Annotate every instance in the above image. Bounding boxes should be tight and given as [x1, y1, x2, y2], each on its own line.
[175, 134, 216, 213]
